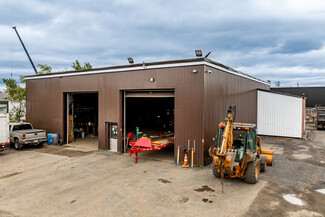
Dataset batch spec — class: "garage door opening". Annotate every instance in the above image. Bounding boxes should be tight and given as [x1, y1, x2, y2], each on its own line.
[65, 92, 98, 151]
[124, 91, 174, 162]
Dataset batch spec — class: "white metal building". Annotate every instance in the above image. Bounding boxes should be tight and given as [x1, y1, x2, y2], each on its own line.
[0, 93, 26, 120]
[257, 90, 305, 138]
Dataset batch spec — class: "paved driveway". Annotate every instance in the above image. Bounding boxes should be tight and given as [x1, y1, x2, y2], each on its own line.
[0, 123, 324, 217]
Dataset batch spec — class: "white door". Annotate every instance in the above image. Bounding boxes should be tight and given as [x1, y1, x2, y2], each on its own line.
[110, 124, 118, 152]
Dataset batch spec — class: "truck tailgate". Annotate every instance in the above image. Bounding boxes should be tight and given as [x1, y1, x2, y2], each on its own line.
[23, 130, 46, 140]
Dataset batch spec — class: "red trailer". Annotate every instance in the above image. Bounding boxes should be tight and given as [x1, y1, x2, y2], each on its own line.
[129, 134, 174, 163]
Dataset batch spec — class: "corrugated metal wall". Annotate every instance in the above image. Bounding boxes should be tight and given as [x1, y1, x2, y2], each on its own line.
[272, 87, 325, 107]
[26, 61, 270, 165]
[257, 90, 303, 138]
[203, 66, 270, 165]
[26, 65, 206, 164]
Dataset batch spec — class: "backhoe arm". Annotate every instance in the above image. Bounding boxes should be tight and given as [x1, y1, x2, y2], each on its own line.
[218, 105, 236, 155]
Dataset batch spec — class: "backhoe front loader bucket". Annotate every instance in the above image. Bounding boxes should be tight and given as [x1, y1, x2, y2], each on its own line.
[261, 150, 274, 166]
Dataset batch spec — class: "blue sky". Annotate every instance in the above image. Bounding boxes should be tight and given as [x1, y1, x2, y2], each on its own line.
[1, 0, 325, 89]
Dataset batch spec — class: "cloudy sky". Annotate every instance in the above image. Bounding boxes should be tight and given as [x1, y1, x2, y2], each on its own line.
[1, 0, 325, 88]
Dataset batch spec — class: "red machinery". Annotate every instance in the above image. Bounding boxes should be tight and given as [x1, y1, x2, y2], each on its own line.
[129, 134, 174, 163]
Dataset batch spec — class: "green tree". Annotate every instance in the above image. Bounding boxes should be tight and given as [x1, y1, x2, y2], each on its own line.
[19, 75, 26, 83]
[37, 64, 52, 74]
[19, 64, 52, 83]
[2, 78, 26, 121]
[71, 60, 92, 70]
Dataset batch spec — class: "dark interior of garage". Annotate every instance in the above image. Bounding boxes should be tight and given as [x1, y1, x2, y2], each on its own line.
[69, 92, 98, 142]
[125, 97, 175, 160]
[126, 97, 174, 137]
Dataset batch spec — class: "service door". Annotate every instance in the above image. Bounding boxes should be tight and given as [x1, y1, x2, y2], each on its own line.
[110, 123, 118, 152]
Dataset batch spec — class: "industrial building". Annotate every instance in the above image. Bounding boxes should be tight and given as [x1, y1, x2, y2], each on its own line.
[25, 58, 269, 165]
[257, 90, 305, 138]
[271, 86, 325, 108]
[0, 92, 26, 119]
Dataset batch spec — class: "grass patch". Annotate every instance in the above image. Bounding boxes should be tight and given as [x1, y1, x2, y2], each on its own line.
[96, 150, 105, 152]
[196, 164, 205, 168]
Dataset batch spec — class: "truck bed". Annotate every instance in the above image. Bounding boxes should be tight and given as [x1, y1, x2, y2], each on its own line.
[16, 129, 46, 134]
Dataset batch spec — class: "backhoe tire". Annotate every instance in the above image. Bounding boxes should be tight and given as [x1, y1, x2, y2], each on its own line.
[260, 155, 267, 172]
[244, 158, 260, 184]
[212, 166, 221, 178]
[14, 140, 23, 150]
[260, 162, 266, 172]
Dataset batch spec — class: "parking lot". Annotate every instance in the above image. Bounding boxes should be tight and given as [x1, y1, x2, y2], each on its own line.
[0, 123, 324, 217]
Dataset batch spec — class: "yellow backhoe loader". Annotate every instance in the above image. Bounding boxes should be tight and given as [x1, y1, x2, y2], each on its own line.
[209, 106, 274, 185]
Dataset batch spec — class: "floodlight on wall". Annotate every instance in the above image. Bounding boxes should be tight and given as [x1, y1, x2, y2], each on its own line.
[128, 58, 134, 64]
[195, 50, 202, 57]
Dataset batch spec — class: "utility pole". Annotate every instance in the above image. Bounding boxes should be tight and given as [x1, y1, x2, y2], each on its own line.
[12, 26, 37, 74]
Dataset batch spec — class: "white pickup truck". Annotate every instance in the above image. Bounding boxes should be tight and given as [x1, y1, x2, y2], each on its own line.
[9, 122, 47, 150]
[0, 114, 10, 153]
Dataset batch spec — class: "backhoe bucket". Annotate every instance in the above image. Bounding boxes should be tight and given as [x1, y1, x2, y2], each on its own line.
[261, 150, 274, 166]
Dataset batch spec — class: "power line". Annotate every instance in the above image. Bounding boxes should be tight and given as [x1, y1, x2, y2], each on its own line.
[11, 27, 13, 79]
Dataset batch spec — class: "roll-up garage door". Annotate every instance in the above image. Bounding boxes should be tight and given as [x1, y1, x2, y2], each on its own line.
[125, 91, 174, 98]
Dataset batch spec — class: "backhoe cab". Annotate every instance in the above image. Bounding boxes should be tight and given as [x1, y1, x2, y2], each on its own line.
[209, 106, 273, 184]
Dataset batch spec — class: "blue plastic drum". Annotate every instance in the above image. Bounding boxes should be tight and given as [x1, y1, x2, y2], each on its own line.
[47, 134, 53, 145]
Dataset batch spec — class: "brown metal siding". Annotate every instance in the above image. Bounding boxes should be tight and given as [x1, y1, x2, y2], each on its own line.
[203, 66, 270, 165]
[26, 78, 64, 136]
[26, 65, 206, 164]
[26, 63, 269, 165]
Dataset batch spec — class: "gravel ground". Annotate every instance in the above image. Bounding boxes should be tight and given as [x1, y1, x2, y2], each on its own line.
[0, 123, 324, 217]
[246, 123, 325, 217]
[0, 142, 265, 217]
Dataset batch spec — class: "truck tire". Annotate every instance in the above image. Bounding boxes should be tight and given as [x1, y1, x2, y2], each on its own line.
[212, 166, 221, 178]
[316, 122, 320, 130]
[37, 142, 44, 148]
[14, 140, 23, 150]
[244, 158, 260, 184]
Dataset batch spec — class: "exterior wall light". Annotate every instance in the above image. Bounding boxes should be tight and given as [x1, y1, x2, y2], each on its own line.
[192, 69, 197, 73]
[195, 50, 202, 57]
[150, 78, 155, 82]
[128, 58, 134, 64]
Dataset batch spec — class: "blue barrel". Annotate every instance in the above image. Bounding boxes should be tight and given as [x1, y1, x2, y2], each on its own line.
[47, 134, 53, 145]
[52, 133, 59, 145]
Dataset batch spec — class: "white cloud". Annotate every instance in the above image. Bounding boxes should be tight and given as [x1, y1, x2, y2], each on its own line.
[1, 0, 325, 86]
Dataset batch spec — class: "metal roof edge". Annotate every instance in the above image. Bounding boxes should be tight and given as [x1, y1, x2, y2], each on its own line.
[204, 61, 269, 85]
[272, 86, 325, 89]
[258, 89, 306, 99]
[25, 60, 205, 80]
[25, 58, 205, 79]
[25, 58, 268, 85]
